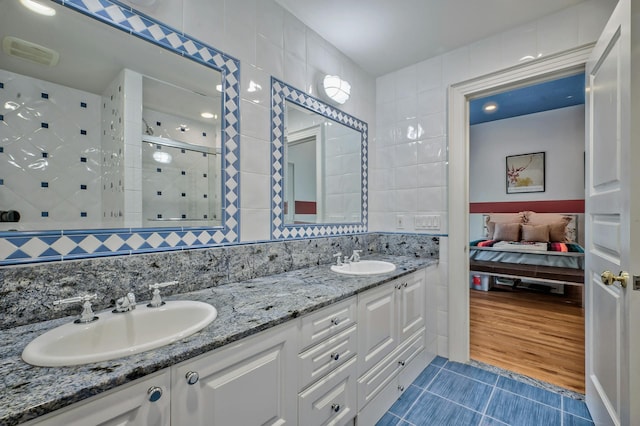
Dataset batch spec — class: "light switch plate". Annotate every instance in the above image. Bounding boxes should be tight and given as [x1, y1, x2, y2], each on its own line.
[415, 215, 440, 230]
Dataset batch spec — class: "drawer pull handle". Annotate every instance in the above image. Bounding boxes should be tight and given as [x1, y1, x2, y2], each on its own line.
[398, 385, 405, 392]
[147, 386, 163, 402]
[331, 318, 340, 326]
[186, 371, 199, 385]
[331, 403, 341, 413]
[330, 352, 340, 361]
[398, 360, 405, 366]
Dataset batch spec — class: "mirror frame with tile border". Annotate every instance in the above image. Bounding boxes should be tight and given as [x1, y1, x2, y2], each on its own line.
[0, 0, 240, 266]
[270, 77, 368, 239]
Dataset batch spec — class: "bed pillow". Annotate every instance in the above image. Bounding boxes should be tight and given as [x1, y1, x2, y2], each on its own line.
[485, 213, 525, 239]
[548, 222, 569, 242]
[524, 212, 572, 242]
[492, 222, 521, 241]
[522, 224, 550, 242]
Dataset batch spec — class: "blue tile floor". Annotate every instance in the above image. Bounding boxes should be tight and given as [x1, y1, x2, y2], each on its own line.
[377, 356, 593, 426]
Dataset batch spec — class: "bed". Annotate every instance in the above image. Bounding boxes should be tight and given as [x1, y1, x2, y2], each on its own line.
[469, 212, 585, 287]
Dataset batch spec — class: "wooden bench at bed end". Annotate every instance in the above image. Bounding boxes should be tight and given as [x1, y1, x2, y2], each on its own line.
[469, 260, 585, 286]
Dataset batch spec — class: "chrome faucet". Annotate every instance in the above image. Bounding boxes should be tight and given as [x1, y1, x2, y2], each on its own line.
[148, 281, 178, 308]
[333, 252, 343, 266]
[53, 294, 98, 324]
[113, 292, 136, 313]
[349, 250, 362, 263]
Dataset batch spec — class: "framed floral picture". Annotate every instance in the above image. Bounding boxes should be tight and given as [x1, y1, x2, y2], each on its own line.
[506, 152, 545, 194]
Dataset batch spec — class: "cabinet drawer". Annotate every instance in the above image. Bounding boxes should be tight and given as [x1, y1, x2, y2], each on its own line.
[300, 297, 357, 352]
[299, 324, 357, 390]
[358, 328, 425, 409]
[299, 356, 357, 426]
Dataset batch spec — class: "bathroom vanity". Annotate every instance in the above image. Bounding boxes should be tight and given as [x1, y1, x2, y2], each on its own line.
[1, 256, 436, 425]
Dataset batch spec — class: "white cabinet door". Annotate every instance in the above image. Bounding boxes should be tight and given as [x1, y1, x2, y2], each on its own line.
[357, 270, 427, 377]
[356, 281, 397, 376]
[397, 270, 426, 345]
[171, 322, 298, 426]
[24, 370, 171, 426]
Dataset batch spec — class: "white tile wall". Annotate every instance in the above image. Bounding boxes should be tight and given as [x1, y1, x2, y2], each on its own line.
[124, 70, 143, 227]
[0, 69, 103, 231]
[371, 0, 616, 357]
[101, 70, 126, 227]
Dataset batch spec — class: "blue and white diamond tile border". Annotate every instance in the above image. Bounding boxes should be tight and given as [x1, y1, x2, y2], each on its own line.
[0, 227, 234, 265]
[0, 0, 241, 266]
[270, 77, 368, 240]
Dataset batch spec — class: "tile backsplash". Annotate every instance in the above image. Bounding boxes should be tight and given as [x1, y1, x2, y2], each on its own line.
[0, 233, 438, 329]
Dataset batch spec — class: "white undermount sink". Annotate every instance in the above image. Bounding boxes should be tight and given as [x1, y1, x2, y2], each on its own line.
[22, 300, 217, 367]
[331, 260, 396, 276]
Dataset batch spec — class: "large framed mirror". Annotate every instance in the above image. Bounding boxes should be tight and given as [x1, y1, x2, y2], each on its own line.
[270, 78, 368, 239]
[0, 0, 240, 265]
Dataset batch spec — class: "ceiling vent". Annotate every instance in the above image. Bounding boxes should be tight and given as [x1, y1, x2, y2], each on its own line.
[2, 36, 59, 67]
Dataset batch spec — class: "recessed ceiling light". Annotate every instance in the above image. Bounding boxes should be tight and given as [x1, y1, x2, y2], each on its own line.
[483, 101, 498, 113]
[201, 112, 214, 119]
[20, 0, 56, 16]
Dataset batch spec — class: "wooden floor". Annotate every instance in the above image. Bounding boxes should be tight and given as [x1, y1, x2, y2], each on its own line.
[470, 287, 585, 393]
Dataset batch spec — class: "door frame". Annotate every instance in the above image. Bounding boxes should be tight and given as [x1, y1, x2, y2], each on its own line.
[447, 44, 594, 362]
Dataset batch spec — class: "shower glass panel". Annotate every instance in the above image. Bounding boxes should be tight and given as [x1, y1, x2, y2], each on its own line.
[142, 140, 220, 227]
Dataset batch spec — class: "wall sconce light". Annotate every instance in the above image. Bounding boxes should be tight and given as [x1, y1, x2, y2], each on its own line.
[321, 75, 351, 105]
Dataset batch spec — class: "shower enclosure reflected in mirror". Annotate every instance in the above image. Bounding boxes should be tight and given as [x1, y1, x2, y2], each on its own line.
[141, 77, 221, 227]
[0, 0, 224, 231]
[271, 78, 368, 239]
[0, 0, 240, 264]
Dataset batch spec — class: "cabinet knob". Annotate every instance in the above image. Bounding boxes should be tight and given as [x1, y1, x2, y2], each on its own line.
[331, 318, 340, 326]
[186, 371, 199, 385]
[404, 282, 408, 288]
[147, 386, 163, 402]
[398, 360, 405, 367]
[330, 352, 340, 361]
[331, 403, 341, 413]
[398, 385, 405, 392]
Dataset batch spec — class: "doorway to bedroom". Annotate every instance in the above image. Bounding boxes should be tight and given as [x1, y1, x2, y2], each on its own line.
[467, 73, 586, 393]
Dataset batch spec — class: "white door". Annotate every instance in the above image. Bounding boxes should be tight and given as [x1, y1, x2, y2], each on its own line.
[585, 0, 639, 424]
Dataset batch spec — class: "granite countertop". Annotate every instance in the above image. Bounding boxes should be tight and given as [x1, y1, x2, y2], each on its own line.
[0, 255, 436, 425]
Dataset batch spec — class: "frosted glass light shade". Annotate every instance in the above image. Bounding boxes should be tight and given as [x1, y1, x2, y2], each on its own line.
[322, 75, 351, 104]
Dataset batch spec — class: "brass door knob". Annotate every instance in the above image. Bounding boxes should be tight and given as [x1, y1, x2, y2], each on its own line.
[601, 271, 629, 288]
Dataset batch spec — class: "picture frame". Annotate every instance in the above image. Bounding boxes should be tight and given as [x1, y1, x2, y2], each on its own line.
[506, 152, 545, 194]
